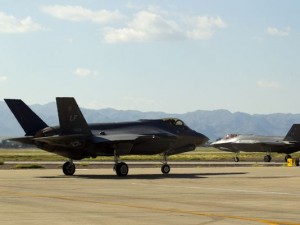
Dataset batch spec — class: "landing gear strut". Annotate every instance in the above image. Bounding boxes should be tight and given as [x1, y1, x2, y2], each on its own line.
[63, 160, 76, 176]
[161, 153, 171, 174]
[234, 152, 240, 162]
[113, 150, 129, 177]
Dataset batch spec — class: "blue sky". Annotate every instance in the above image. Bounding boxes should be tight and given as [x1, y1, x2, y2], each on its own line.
[0, 0, 299, 114]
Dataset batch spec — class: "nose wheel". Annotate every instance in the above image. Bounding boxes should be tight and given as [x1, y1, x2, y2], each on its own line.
[234, 152, 240, 162]
[161, 153, 171, 174]
[113, 150, 129, 176]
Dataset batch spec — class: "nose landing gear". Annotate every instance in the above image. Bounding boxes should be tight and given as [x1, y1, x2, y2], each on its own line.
[161, 153, 171, 174]
[113, 150, 129, 177]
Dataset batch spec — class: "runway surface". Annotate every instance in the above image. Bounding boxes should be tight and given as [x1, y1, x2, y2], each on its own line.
[0, 167, 300, 225]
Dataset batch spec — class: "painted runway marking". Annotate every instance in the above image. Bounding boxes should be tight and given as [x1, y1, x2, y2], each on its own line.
[1, 190, 300, 225]
[130, 182, 300, 197]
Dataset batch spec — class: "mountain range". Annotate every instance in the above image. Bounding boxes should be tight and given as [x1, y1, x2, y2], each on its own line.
[1, 100, 300, 141]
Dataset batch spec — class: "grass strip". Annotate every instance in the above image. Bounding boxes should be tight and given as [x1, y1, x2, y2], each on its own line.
[1, 148, 299, 162]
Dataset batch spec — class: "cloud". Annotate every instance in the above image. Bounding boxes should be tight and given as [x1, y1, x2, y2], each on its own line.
[41, 5, 123, 23]
[73, 68, 97, 77]
[0, 76, 8, 82]
[266, 26, 291, 36]
[257, 80, 280, 89]
[0, 12, 43, 33]
[41, 5, 226, 43]
[104, 10, 184, 43]
[185, 16, 226, 40]
[104, 10, 226, 43]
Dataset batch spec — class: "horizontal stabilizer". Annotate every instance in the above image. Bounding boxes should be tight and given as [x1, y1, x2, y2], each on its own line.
[34, 134, 88, 148]
[56, 97, 92, 135]
[5, 136, 35, 145]
[4, 99, 48, 136]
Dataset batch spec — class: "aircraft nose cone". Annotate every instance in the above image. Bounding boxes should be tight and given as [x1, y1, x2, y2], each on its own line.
[195, 132, 209, 146]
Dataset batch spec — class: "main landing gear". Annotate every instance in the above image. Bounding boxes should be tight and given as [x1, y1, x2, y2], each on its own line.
[63, 160, 76, 176]
[285, 154, 292, 162]
[61, 152, 172, 177]
[263, 155, 272, 162]
[161, 153, 171, 174]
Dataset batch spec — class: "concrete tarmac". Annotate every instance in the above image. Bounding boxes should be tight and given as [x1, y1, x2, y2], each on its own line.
[0, 167, 300, 225]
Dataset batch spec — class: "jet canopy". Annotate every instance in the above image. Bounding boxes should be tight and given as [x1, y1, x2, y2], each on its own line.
[162, 118, 188, 128]
[223, 134, 238, 139]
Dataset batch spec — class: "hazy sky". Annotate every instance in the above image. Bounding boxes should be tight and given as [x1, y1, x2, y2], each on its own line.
[1, 1, 299, 114]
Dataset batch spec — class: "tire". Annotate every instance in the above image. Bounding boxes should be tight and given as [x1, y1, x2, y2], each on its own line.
[263, 155, 272, 162]
[161, 164, 170, 174]
[116, 162, 129, 177]
[295, 158, 300, 166]
[285, 155, 292, 162]
[63, 161, 76, 176]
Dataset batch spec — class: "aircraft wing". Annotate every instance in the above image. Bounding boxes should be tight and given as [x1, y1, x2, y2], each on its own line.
[235, 140, 292, 146]
[92, 133, 177, 143]
[32, 133, 176, 148]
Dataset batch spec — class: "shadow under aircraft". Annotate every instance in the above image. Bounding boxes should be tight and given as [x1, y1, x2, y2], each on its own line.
[4, 98, 208, 176]
[211, 124, 300, 163]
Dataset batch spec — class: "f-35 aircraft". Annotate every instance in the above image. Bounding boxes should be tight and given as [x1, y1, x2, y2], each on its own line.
[211, 124, 300, 162]
[4, 98, 208, 176]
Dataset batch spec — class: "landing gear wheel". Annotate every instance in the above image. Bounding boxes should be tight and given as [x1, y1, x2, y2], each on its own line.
[234, 156, 240, 162]
[285, 155, 292, 162]
[264, 155, 272, 162]
[115, 162, 129, 177]
[295, 158, 300, 166]
[63, 161, 76, 176]
[161, 164, 170, 174]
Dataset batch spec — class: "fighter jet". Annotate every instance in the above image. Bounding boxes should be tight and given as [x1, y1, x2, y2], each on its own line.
[4, 97, 208, 176]
[211, 124, 300, 162]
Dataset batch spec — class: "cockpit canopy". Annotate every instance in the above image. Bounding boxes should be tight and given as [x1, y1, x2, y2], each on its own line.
[223, 134, 238, 139]
[162, 118, 187, 128]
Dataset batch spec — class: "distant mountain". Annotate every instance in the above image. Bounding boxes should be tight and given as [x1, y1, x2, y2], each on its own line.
[1, 100, 300, 141]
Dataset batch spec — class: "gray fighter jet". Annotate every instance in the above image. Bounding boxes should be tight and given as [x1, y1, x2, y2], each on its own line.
[4, 97, 208, 176]
[211, 124, 300, 162]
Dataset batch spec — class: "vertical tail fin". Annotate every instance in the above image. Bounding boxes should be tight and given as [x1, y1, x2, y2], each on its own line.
[56, 97, 92, 135]
[4, 99, 48, 136]
[283, 124, 300, 141]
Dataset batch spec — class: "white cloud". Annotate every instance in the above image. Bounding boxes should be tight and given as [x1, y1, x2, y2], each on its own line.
[0, 76, 8, 82]
[104, 10, 226, 43]
[266, 26, 291, 36]
[0, 12, 43, 33]
[41, 5, 226, 43]
[104, 10, 183, 43]
[257, 80, 280, 89]
[186, 16, 226, 40]
[41, 5, 123, 23]
[74, 68, 97, 77]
